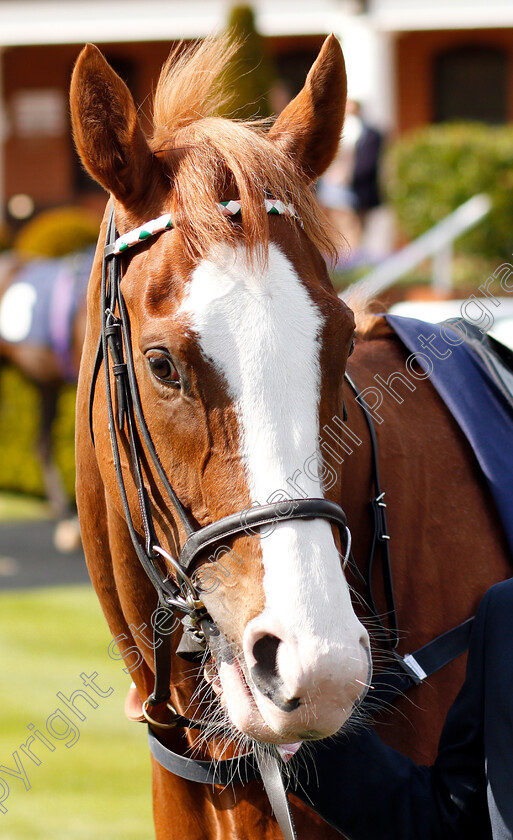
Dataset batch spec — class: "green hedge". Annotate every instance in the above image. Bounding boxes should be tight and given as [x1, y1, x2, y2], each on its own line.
[15, 206, 100, 258]
[222, 5, 276, 120]
[385, 122, 513, 258]
[0, 368, 76, 501]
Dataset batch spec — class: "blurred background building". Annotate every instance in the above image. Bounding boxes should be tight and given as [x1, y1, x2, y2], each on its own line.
[2, 0, 513, 226]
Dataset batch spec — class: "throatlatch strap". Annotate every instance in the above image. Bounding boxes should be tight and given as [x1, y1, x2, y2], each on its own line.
[344, 370, 476, 710]
[344, 371, 398, 649]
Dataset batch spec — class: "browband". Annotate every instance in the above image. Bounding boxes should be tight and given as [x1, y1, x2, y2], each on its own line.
[104, 199, 302, 258]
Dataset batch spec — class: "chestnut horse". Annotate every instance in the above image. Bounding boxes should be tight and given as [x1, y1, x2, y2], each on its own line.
[71, 35, 510, 839]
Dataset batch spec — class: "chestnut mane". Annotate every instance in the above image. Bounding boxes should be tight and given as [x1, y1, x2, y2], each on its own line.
[341, 284, 381, 337]
[150, 36, 340, 262]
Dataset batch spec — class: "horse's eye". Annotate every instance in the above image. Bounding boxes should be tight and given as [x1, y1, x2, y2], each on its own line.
[147, 351, 180, 386]
[348, 336, 355, 357]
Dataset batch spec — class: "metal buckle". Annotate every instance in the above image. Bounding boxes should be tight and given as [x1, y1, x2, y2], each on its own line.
[152, 545, 202, 607]
[401, 653, 427, 684]
[142, 698, 181, 729]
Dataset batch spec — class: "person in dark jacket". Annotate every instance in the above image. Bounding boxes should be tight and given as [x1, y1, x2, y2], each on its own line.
[316, 99, 383, 256]
[350, 108, 383, 216]
[293, 579, 513, 839]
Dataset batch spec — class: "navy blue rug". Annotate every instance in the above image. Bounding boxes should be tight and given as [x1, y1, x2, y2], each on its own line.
[386, 314, 513, 557]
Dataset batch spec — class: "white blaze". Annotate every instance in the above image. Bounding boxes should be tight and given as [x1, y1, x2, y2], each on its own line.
[180, 243, 363, 694]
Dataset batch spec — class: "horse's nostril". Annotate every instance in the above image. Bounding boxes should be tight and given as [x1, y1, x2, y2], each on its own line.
[252, 634, 280, 679]
[278, 695, 301, 712]
[249, 634, 300, 711]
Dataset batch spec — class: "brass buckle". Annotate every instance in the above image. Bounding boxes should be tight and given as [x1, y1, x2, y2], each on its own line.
[142, 698, 180, 729]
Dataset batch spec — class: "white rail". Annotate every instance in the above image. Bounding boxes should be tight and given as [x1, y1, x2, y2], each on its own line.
[345, 193, 491, 301]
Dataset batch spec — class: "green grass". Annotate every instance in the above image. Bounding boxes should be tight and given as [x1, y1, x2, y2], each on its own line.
[0, 493, 51, 522]
[0, 586, 153, 839]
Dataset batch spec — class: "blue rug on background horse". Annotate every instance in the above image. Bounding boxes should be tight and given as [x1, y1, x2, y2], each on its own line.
[386, 313, 513, 557]
[0, 249, 93, 380]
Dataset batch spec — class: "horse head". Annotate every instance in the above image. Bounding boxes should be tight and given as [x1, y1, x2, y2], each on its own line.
[71, 34, 370, 751]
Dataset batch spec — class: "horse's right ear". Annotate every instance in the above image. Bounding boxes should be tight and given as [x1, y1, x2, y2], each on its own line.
[70, 44, 162, 209]
[268, 34, 346, 183]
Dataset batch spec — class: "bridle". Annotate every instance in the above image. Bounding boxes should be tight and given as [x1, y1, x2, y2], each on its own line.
[89, 201, 359, 840]
[89, 200, 476, 840]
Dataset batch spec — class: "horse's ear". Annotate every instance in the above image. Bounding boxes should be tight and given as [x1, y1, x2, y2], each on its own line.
[268, 34, 347, 182]
[70, 44, 162, 209]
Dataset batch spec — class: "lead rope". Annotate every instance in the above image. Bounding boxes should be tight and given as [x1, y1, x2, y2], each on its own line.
[255, 749, 297, 840]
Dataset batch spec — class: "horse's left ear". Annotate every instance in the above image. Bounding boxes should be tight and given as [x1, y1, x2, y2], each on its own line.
[70, 44, 164, 210]
[268, 34, 347, 182]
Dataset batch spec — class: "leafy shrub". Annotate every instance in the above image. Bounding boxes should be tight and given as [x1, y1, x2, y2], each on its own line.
[14, 206, 100, 259]
[222, 5, 276, 120]
[385, 122, 513, 258]
[0, 368, 76, 501]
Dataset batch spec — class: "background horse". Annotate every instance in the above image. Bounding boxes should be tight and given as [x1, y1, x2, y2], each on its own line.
[71, 34, 511, 839]
[0, 248, 91, 549]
